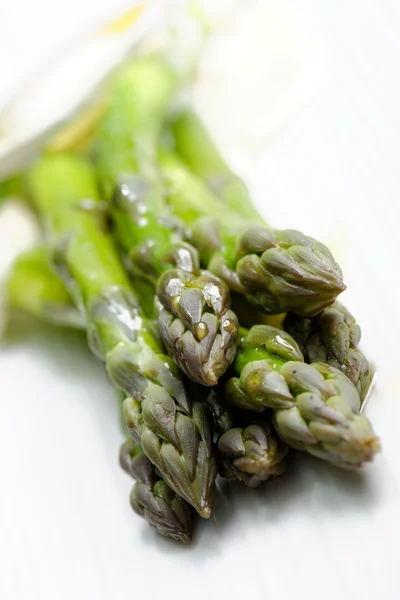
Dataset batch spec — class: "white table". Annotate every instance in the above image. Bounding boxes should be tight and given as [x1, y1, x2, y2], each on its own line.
[0, 2, 399, 599]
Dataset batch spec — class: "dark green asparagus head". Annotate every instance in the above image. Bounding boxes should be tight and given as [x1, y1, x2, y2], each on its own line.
[124, 387, 217, 519]
[189, 220, 345, 316]
[272, 362, 380, 467]
[284, 302, 374, 400]
[120, 440, 194, 543]
[225, 325, 380, 468]
[157, 269, 239, 386]
[236, 229, 346, 316]
[284, 302, 360, 362]
[218, 421, 288, 487]
[130, 480, 194, 543]
[190, 384, 288, 487]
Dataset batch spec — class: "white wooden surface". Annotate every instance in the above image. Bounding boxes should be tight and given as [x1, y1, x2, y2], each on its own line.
[0, 2, 399, 599]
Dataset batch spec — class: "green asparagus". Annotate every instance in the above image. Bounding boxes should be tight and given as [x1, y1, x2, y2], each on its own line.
[7, 249, 286, 491]
[6, 246, 84, 328]
[120, 440, 194, 543]
[200, 385, 288, 487]
[94, 59, 239, 386]
[28, 153, 216, 517]
[0, 173, 23, 204]
[226, 325, 380, 467]
[284, 303, 373, 401]
[160, 151, 345, 317]
[6, 246, 196, 540]
[218, 421, 288, 487]
[171, 116, 373, 399]
[169, 110, 260, 220]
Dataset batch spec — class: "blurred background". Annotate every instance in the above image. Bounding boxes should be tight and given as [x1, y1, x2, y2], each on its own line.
[0, 1, 399, 599]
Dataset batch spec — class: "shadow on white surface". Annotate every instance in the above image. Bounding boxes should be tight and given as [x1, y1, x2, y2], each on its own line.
[0, 297, 397, 599]
[136, 444, 386, 557]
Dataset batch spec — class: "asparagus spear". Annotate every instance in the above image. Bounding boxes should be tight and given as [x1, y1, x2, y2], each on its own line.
[6, 246, 196, 540]
[7, 245, 286, 490]
[6, 246, 84, 328]
[28, 153, 216, 517]
[162, 126, 345, 317]
[94, 59, 239, 386]
[284, 302, 373, 401]
[226, 325, 380, 468]
[8, 249, 288, 487]
[120, 440, 194, 543]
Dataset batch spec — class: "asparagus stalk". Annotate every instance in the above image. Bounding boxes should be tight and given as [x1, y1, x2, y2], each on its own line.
[6, 246, 196, 540]
[0, 173, 23, 204]
[226, 325, 380, 468]
[284, 302, 373, 402]
[120, 440, 194, 543]
[94, 59, 239, 386]
[161, 147, 345, 318]
[6, 246, 84, 328]
[28, 153, 216, 518]
[169, 110, 261, 221]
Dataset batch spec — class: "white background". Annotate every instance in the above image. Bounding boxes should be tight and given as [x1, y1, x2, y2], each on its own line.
[1, 1, 399, 599]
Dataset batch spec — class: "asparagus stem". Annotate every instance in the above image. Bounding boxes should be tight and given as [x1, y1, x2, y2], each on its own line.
[6, 246, 84, 328]
[94, 59, 239, 385]
[226, 325, 380, 468]
[170, 110, 262, 221]
[0, 173, 23, 204]
[28, 153, 216, 518]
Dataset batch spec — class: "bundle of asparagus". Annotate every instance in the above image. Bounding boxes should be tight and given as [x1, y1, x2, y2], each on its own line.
[3, 56, 380, 544]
